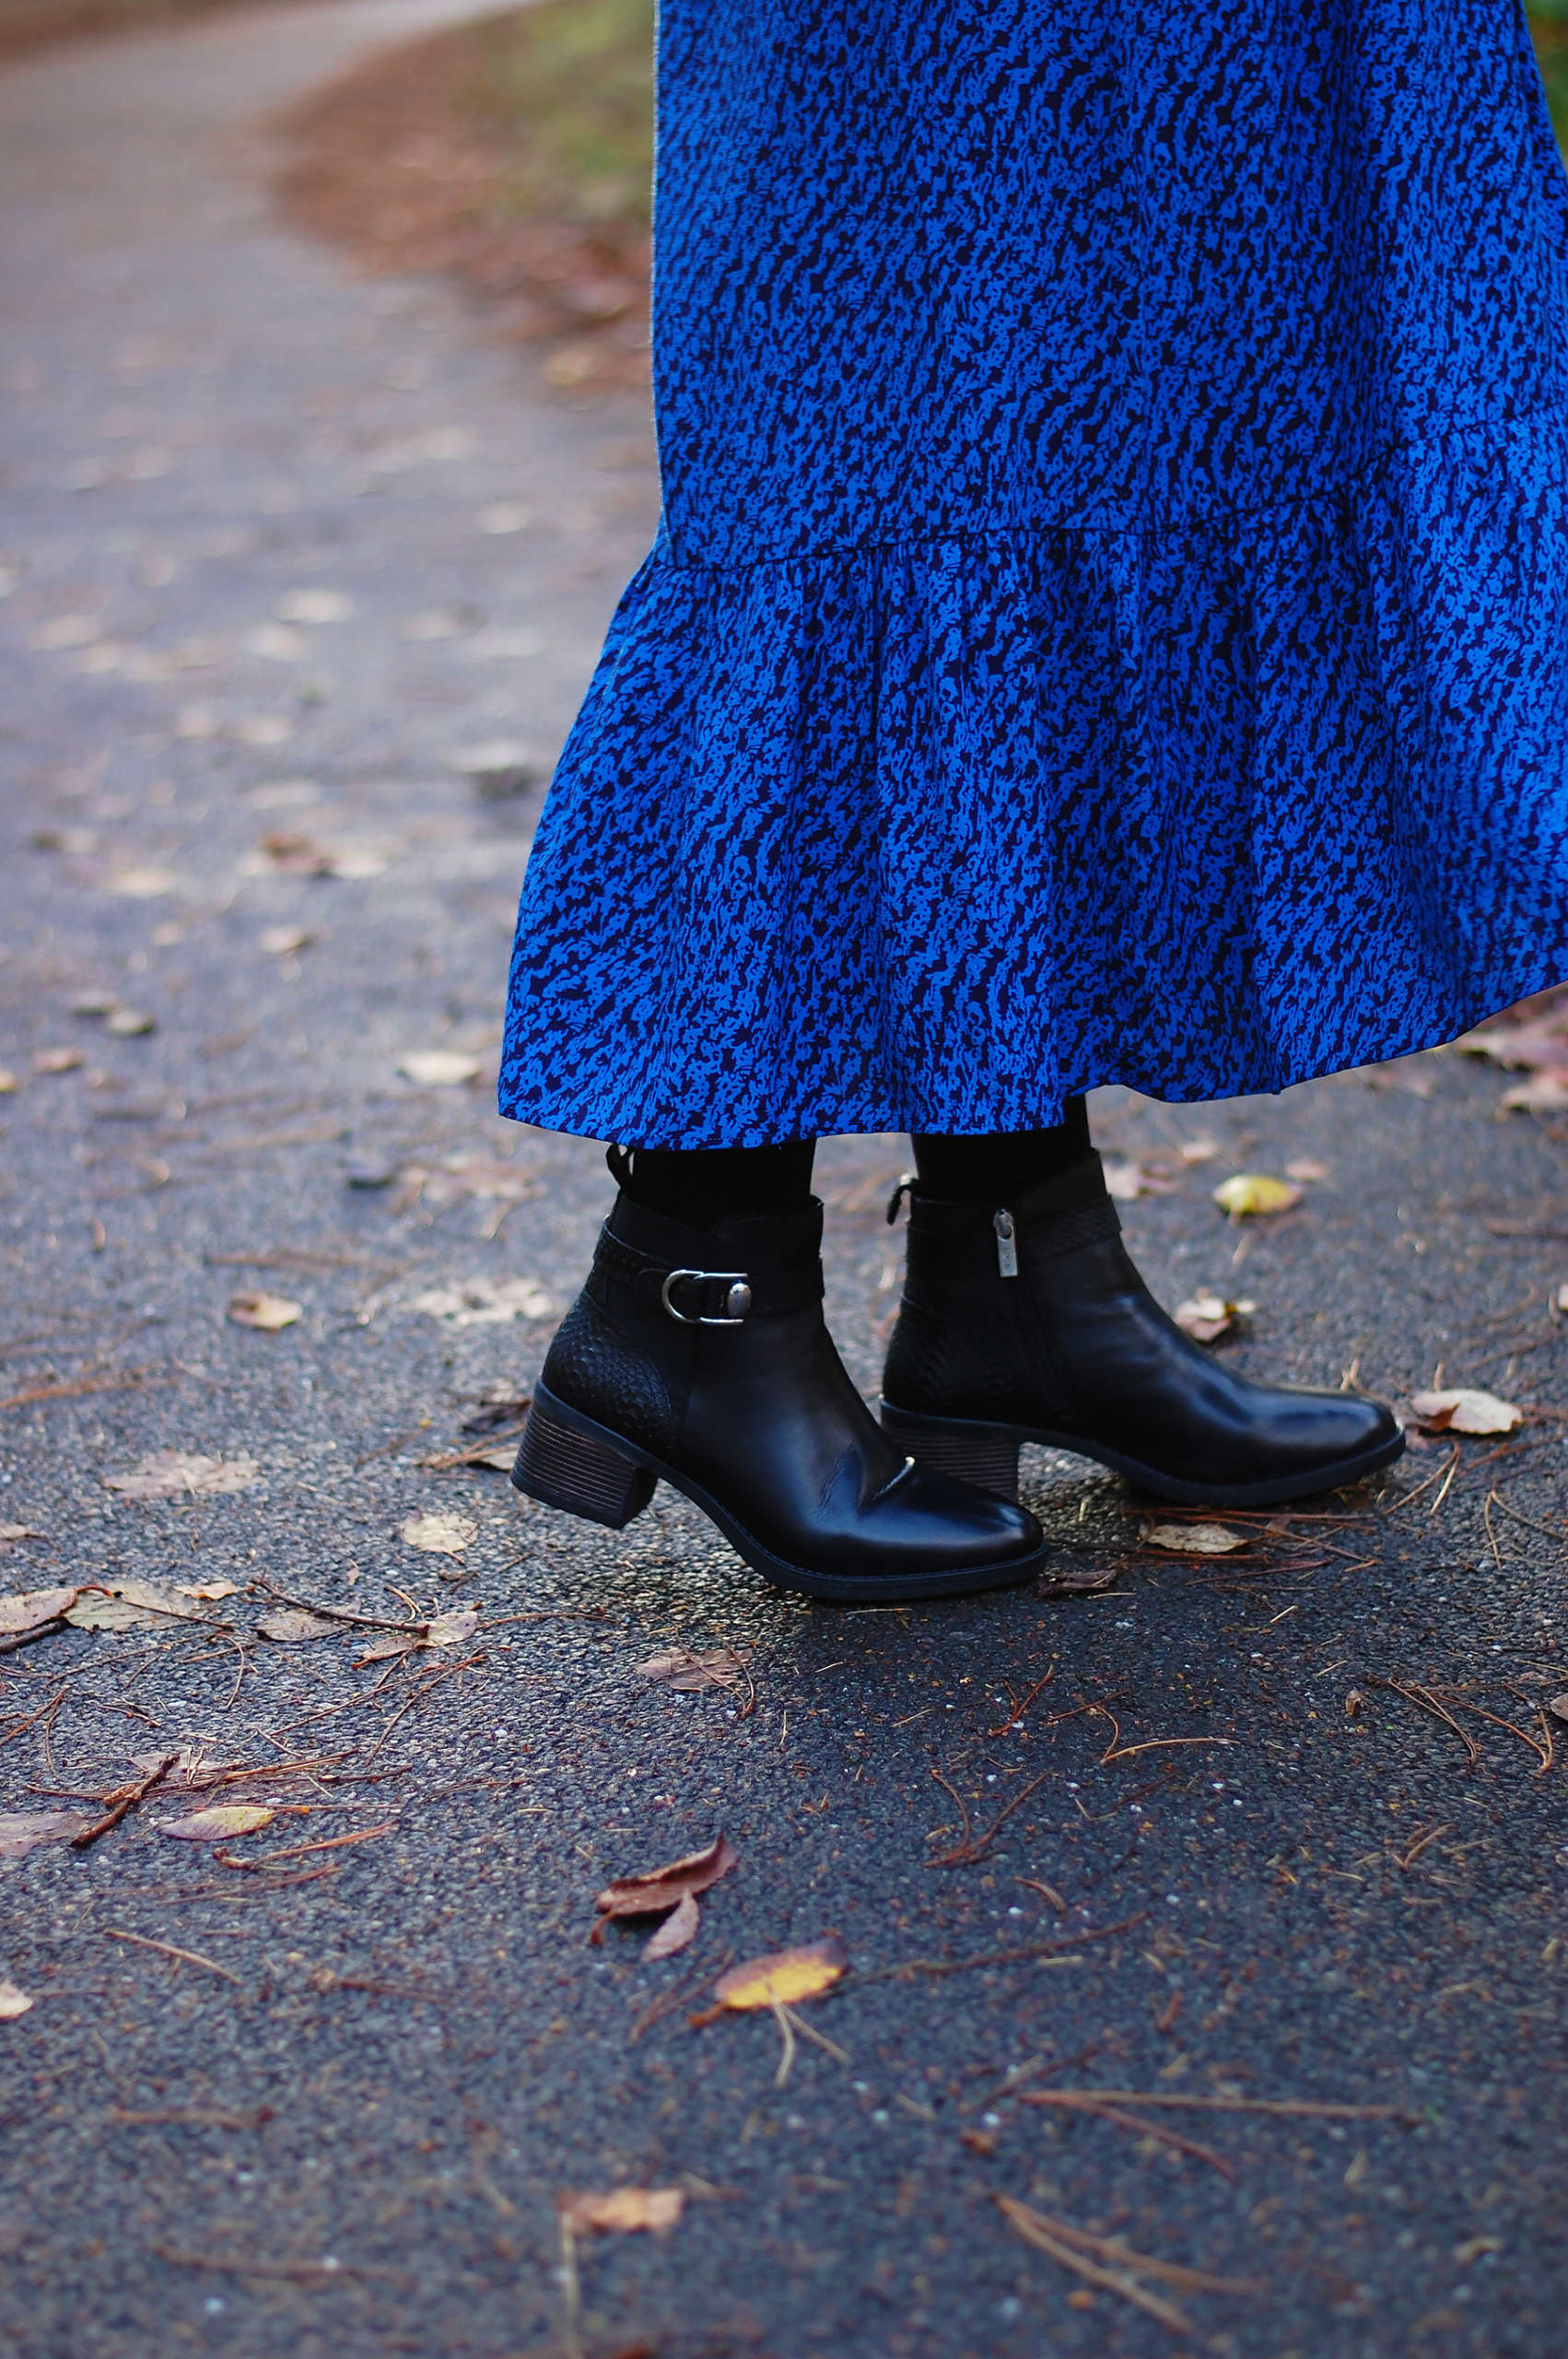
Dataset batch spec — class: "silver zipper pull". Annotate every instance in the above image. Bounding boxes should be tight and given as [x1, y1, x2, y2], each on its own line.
[993, 1207, 1018, 1278]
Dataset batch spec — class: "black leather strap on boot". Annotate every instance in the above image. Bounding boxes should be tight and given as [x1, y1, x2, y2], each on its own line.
[512, 1192, 1048, 1604]
[880, 1153, 1403, 1507]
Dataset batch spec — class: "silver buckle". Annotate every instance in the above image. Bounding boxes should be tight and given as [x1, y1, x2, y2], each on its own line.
[661, 1268, 753, 1326]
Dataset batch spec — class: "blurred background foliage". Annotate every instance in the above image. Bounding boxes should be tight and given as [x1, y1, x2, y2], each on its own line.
[467, 0, 653, 229]
[1531, 1, 1568, 143]
[462, 0, 1568, 234]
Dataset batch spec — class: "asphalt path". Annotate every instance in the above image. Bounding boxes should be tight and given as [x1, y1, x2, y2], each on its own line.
[2, 8, 1567, 2355]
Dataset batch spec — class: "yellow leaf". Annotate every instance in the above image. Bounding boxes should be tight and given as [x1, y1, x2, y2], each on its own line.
[714, 1935, 848, 2012]
[556, 2187, 684, 2235]
[1211, 1174, 1303, 1218]
[159, 1804, 275, 1842]
[1173, 1293, 1255, 1344]
[227, 1291, 303, 1332]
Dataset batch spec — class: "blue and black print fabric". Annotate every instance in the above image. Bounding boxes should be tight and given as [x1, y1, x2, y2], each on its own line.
[501, 3, 1568, 1147]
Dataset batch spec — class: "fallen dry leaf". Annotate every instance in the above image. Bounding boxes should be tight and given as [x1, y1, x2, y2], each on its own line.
[1142, 1521, 1247, 1555]
[227, 1290, 303, 1332]
[354, 1606, 479, 1664]
[104, 1007, 155, 1038]
[400, 1511, 476, 1557]
[714, 1935, 848, 2012]
[1102, 1159, 1178, 1203]
[175, 1579, 240, 1602]
[31, 612, 102, 650]
[159, 1804, 275, 1843]
[317, 840, 388, 881]
[1037, 1565, 1118, 1597]
[259, 925, 313, 957]
[0, 1527, 46, 1544]
[256, 1606, 339, 1644]
[636, 1646, 753, 1694]
[425, 1607, 478, 1647]
[394, 1155, 538, 1214]
[105, 1451, 260, 1501]
[1284, 1156, 1329, 1183]
[642, 1890, 701, 1961]
[32, 1047, 83, 1076]
[0, 1587, 76, 1638]
[1453, 2235, 1505, 2267]
[556, 2188, 684, 2236]
[0, 1070, 17, 1094]
[275, 587, 353, 625]
[247, 622, 307, 662]
[1174, 1293, 1256, 1344]
[398, 1050, 481, 1088]
[1547, 1695, 1568, 1726]
[1211, 1174, 1303, 1218]
[66, 1579, 206, 1632]
[354, 1630, 420, 1665]
[257, 828, 331, 875]
[1178, 1138, 1220, 1165]
[106, 867, 179, 898]
[1408, 1389, 1522, 1437]
[0, 1981, 34, 2021]
[593, 1833, 738, 1941]
[1502, 1074, 1568, 1114]
[1458, 1005, 1568, 1076]
[465, 1443, 519, 1473]
[0, 1812, 93, 1866]
[409, 1277, 554, 1326]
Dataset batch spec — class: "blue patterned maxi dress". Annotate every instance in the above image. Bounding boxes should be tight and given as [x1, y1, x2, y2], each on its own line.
[499, 3, 1568, 1148]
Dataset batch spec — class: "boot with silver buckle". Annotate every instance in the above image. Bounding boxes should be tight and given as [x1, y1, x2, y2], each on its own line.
[511, 1190, 1048, 1604]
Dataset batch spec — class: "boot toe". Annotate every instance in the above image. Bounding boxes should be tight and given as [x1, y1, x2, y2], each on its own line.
[884, 1464, 1044, 1568]
[1283, 1386, 1402, 1469]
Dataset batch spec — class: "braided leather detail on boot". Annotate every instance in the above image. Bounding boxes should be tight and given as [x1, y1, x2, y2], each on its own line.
[539, 1292, 681, 1460]
[882, 1297, 1029, 1422]
[1029, 1200, 1122, 1260]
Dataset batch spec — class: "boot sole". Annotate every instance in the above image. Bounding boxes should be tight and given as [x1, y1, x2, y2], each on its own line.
[878, 1400, 1406, 1509]
[511, 1383, 1049, 1605]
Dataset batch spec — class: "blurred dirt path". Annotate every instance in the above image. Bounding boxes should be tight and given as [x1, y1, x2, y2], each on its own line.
[5, 8, 1568, 2358]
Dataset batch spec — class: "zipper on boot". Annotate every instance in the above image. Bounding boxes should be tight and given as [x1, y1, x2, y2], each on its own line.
[993, 1207, 1018, 1278]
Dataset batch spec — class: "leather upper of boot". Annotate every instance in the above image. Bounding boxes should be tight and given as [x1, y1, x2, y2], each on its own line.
[544, 1192, 1041, 1576]
[884, 1154, 1399, 1486]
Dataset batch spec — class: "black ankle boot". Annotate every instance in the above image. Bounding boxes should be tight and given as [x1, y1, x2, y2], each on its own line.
[511, 1193, 1048, 1604]
[879, 1155, 1404, 1508]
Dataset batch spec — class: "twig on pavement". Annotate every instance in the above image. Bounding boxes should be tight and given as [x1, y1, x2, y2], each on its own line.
[70, 1753, 177, 1848]
[105, 1927, 242, 1984]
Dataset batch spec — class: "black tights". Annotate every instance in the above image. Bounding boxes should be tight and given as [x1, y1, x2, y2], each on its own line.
[619, 1098, 1092, 1229]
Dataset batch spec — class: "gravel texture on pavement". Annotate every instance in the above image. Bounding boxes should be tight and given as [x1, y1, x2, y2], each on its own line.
[2, 8, 1567, 2356]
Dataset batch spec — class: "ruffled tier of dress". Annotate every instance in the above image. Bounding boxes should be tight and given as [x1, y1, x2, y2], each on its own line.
[499, 417, 1568, 1146]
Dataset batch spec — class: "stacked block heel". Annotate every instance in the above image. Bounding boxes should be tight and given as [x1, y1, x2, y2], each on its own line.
[511, 1388, 657, 1529]
[878, 1404, 1022, 1502]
